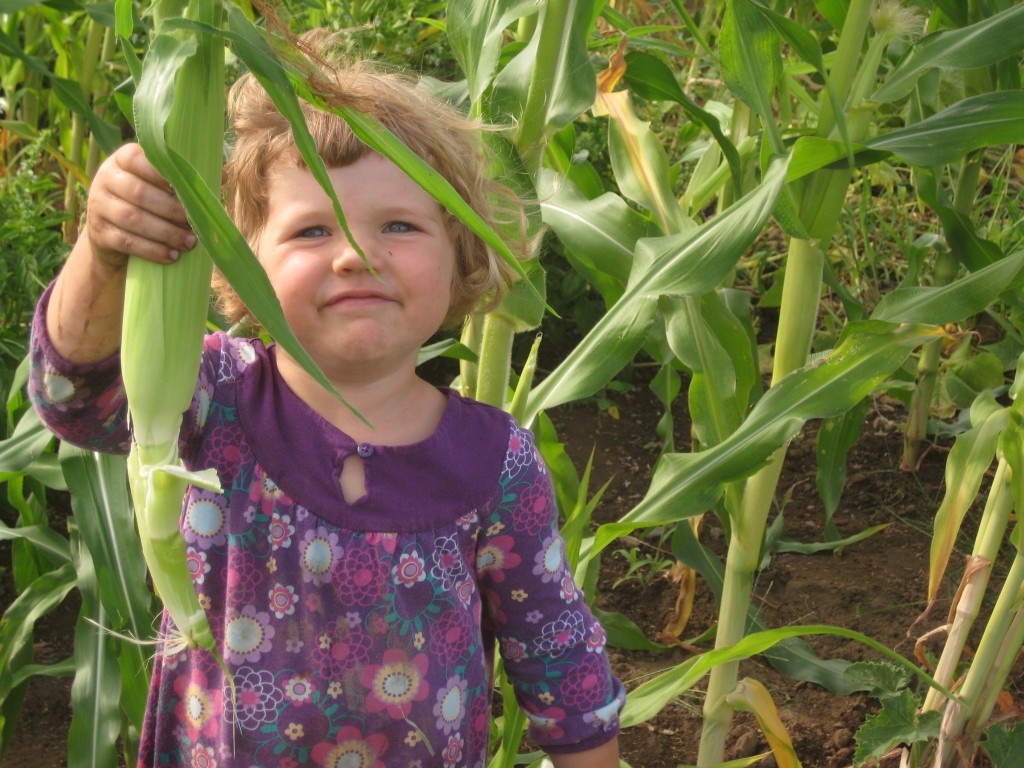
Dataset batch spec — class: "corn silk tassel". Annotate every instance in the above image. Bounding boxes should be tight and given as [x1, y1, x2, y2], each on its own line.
[122, 0, 224, 659]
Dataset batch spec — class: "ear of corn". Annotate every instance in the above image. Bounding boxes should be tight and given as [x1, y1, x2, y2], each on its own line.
[121, 0, 225, 655]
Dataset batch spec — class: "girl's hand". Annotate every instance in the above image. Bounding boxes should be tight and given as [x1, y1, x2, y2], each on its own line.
[84, 142, 196, 269]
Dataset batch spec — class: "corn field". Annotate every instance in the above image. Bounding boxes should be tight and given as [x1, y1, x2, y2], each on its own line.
[1, 1, 1024, 766]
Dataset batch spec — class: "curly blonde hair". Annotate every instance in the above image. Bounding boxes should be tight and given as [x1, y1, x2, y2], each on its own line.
[215, 29, 526, 329]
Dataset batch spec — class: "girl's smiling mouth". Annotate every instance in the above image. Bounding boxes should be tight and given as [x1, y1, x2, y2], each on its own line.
[323, 289, 395, 309]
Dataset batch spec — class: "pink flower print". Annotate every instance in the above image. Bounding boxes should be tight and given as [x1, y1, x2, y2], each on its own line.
[365, 531, 398, 553]
[183, 492, 228, 549]
[534, 610, 586, 656]
[283, 673, 315, 705]
[335, 546, 388, 606]
[333, 624, 373, 672]
[559, 574, 578, 603]
[203, 424, 242, 475]
[173, 669, 223, 742]
[475, 535, 521, 582]
[305, 592, 323, 615]
[186, 547, 210, 586]
[268, 583, 298, 619]
[429, 607, 473, 667]
[223, 666, 283, 733]
[533, 534, 566, 584]
[514, 479, 554, 535]
[503, 425, 534, 477]
[586, 623, 608, 653]
[224, 605, 275, 664]
[392, 550, 426, 588]
[526, 610, 543, 624]
[311, 725, 388, 768]
[300, 528, 342, 586]
[468, 695, 491, 756]
[433, 675, 468, 735]
[441, 733, 465, 768]
[268, 512, 295, 550]
[190, 743, 216, 768]
[430, 534, 468, 591]
[560, 653, 609, 709]
[363, 649, 429, 719]
[95, 379, 127, 424]
[224, 548, 263, 604]
[500, 636, 529, 663]
[523, 704, 566, 741]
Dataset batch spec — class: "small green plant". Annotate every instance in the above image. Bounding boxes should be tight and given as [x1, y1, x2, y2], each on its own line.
[613, 529, 675, 590]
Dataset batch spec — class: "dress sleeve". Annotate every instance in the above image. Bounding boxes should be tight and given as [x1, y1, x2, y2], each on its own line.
[27, 282, 131, 454]
[476, 420, 625, 755]
[26, 281, 216, 461]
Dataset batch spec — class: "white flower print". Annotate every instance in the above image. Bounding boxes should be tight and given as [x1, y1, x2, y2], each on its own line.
[223, 666, 283, 732]
[430, 534, 468, 591]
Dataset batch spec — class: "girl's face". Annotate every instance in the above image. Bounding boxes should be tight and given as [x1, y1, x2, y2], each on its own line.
[257, 153, 456, 385]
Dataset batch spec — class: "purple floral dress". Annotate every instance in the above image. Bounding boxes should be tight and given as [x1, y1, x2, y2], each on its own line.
[29, 286, 624, 768]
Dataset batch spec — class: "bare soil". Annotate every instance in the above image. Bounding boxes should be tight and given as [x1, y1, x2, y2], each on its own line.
[3, 379, 1020, 767]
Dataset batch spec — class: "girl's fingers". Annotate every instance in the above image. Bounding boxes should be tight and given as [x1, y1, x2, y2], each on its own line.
[88, 197, 197, 265]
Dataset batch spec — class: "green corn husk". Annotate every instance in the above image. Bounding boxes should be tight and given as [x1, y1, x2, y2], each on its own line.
[121, 0, 224, 654]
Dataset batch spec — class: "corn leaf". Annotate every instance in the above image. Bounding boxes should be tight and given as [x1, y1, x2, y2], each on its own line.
[0, 521, 70, 565]
[720, 0, 784, 155]
[0, 406, 54, 474]
[872, 4, 1024, 103]
[865, 91, 1024, 169]
[0, 563, 77, 710]
[67, 530, 121, 768]
[536, 169, 646, 304]
[788, 92, 1024, 179]
[872, 250, 1024, 324]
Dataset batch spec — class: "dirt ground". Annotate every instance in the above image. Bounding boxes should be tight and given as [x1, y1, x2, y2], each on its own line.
[2, 376, 1020, 767]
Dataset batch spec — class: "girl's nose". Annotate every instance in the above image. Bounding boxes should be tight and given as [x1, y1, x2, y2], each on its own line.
[332, 232, 377, 274]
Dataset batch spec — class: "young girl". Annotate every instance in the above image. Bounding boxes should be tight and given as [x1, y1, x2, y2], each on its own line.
[29, 31, 624, 768]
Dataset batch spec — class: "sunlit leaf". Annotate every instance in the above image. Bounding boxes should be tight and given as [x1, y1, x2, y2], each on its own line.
[525, 159, 789, 424]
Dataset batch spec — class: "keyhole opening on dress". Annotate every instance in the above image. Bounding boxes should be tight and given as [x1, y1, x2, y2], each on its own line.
[339, 453, 367, 504]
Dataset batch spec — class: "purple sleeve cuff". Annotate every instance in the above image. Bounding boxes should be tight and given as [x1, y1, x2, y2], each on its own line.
[27, 281, 131, 453]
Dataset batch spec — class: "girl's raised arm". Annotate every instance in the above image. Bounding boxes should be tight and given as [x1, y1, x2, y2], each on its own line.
[47, 143, 196, 363]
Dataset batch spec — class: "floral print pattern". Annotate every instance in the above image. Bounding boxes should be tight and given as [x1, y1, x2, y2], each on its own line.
[27, 295, 624, 767]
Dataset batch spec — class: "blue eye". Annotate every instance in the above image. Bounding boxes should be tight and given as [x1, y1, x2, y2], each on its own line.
[298, 225, 330, 238]
[384, 221, 415, 234]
